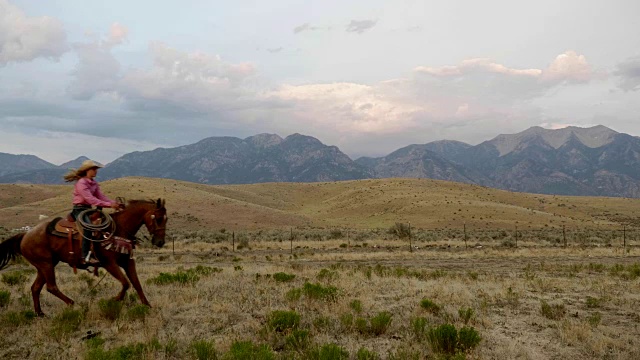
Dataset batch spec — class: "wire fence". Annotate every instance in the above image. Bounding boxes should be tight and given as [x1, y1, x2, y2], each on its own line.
[162, 224, 640, 254]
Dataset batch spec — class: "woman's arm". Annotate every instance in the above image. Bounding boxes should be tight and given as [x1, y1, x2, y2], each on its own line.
[76, 179, 114, 207]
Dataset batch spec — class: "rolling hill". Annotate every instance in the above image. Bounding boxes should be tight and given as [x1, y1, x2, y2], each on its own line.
[1, 177, 638, 231]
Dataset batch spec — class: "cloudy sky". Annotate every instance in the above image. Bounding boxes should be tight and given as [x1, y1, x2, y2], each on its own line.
[1, 0, 639, 164]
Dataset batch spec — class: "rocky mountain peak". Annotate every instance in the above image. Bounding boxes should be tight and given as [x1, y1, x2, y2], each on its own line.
[58, 156, 92, 169]
[490, 125, 618, 156]
[245, 133, 283, 148]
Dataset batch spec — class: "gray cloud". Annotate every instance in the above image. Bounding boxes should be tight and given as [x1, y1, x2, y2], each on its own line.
[293, 23, 325, 34]
[0, 0, 68, 65]
[67, 42, 121, 100]
[293, 23, 310, 34]
[345, 19, 377, 34]
[614, 56, 640, 91]
[267, 47, 283, 53]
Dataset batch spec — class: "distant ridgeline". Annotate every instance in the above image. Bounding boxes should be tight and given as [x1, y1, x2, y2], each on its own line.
[1, 126, 639, 198]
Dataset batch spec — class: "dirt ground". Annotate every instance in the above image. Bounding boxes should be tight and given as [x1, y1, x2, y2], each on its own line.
[1, 239, 640, 359]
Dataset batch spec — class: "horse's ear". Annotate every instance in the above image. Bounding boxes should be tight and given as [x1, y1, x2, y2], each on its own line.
[161, 199, 166, 208]
[156, 198, 162, 209]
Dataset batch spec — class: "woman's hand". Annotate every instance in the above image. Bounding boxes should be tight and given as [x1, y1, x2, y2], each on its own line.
[111, 202, 124, 210]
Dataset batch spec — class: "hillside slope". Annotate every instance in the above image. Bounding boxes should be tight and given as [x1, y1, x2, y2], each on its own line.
[1, 177, 638, 231]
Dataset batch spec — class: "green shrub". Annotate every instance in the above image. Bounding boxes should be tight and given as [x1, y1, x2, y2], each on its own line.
[87, 337, 163, 360]
[148, 266, 221, 286]
[285, 288, 302, 302]
[51, 308, 83, 339]
[307, 343, 349, 360]
[2, 310, 36, 327]
[273, 272, 296, 282]
[313, 316, 333, 331]
[458, 326, 481, 351]
[420, 298, 441, 314]
[192, 265, 223, 276]
[339, 313, 353, 330]
[369, 311, 392, 335]
[224, 340, 274, 360]
[127, 304, 150, 321]
[355, 317, 368, 334]
[428, 324, 458, 355]
[316, 268, 339, 282]
[0, 290, 10, 307]
[585, 296, 602, 308]
[411, 317, 429, 340]
[588, 312, 602, 327]
[284, 329, 310, 351]
[267, 310, 300, 332]
[540, 300, 566, 320]
[356, 347, 381, 360]
[1, 271, 27, 286]
[458, 307, 474, 324]
[98, 298, 123, 321]
[349, 299, 363, 313]
[190, 339, 218, 360]
[389, 223, 411, 239]
[165, 338, 179, 357]
[148, 271, 198, 285]
[303, 282, 338, 301]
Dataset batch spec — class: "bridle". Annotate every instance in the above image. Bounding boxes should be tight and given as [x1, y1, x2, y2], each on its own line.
[148, 214, 166, 240]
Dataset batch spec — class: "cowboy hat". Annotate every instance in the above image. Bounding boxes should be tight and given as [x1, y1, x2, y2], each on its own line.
[77, 160, 103, 173]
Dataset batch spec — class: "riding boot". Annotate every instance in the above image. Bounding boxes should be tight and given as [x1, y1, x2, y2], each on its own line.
[81, 235, 99, 265]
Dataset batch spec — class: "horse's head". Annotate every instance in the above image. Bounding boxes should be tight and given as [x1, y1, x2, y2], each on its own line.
[142, 198, 167, 248]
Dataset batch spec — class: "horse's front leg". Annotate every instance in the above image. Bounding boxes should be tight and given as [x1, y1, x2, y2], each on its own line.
[124, 258, 151, 307]
[102, 261, 130, 301]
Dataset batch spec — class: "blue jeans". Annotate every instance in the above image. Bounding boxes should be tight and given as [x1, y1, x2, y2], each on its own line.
[70, 205, 92, 258]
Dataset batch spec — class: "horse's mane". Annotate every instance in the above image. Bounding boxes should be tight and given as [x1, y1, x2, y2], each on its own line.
[127, 199, 156, 206]
[125, 198, 166, 209]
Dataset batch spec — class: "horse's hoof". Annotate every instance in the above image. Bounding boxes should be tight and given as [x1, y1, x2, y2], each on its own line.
[36, 312, 46, 318]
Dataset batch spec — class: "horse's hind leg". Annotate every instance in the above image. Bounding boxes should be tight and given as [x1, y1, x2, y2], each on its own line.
[124, 259, 150, 306]
[31, 270, 46, 316]
[102, 261, 130, 301]
[41, 262, 75, 306]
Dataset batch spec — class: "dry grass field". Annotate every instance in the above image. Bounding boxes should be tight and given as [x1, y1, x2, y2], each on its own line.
[1, 177, 640, 359]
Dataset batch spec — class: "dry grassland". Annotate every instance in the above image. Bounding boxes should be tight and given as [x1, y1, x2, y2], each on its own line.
[1, 177, 639, 231]
[1, 239, 640, 359]
[1, 177, 640, 359]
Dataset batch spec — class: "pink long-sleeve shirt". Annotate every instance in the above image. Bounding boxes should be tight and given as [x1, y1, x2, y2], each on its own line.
[73, 177, 115, 207]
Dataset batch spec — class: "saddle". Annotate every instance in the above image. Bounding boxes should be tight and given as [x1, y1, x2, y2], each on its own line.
[47, 216, 101, 274]
[47, 217, 79, 238]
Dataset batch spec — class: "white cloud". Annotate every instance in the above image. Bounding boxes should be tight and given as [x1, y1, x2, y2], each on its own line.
[106, 22, 128, 46]
[541, 50, 592, 83]
[415, 51, 593, 84]
[416, 58, 542, 77]
[0, 0, 68, 65]
[269, 82, 424, 133]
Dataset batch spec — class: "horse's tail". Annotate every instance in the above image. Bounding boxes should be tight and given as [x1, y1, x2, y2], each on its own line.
[0, 233, 25, 271]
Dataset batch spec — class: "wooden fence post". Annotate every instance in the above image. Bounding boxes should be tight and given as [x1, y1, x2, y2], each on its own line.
[464, 223, 468, 249]
[409, 222, 412, 252]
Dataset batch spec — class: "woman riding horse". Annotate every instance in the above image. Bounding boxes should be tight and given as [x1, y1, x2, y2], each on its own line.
[0, 198, 167, 316]
[63, 160, 121, 266]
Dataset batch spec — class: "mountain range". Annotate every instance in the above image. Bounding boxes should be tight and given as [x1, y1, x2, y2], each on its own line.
[1, 125, 639, 198]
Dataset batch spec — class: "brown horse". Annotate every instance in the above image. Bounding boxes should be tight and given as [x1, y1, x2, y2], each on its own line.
[0, 199, 168, 316]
